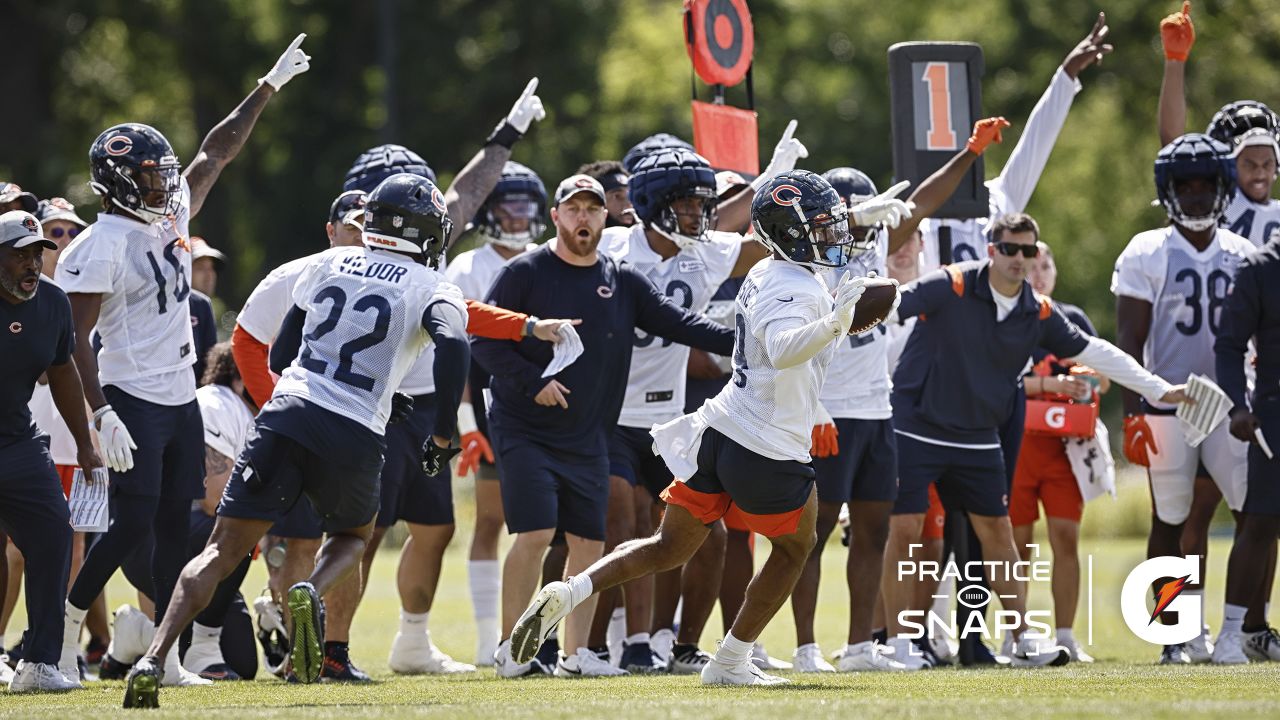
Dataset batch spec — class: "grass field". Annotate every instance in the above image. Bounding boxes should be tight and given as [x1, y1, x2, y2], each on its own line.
[4, 473, 1280, 718]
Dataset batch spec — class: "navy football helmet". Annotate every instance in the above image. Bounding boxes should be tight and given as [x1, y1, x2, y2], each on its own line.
[362, 173, 453, 268]
[622, 133, 695, 174]
[1154, 133, 1236, 232]
[473, 162, 547, 250]
[344, 144, 436, 193]
[752, 170, 852, 268]
[629, 148, 717, 249]
[823, 167, 880, 256]
[1206, 100, 1280, 157]
[89, 123, 182, 224]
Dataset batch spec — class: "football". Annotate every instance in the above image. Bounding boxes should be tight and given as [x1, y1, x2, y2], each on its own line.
[849, 276, 898, 335]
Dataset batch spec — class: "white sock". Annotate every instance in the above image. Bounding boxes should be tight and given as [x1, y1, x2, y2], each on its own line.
[65, 602, 87, 625]
[191, 622, 221, 642]
[714, 632, 753, 666]
[1056, 628, 1074, 644]
[567, 574, 593, 607]
[468, 560, 500, 621]
[476, 618, 498, 648]
[63, 602, 87, 644]
[626, 632, 650, 645]
[1223, 603, 1247, 635]
[400, 609, 429, 634]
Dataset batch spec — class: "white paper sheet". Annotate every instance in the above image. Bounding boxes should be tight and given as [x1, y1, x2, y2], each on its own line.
[68, 467, 110, 532]
[1176, 373, 1231, 448]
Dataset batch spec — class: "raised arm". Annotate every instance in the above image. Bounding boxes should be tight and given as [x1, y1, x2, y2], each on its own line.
[185, 34, 310, 217]
[1158, 2, 1195, 146]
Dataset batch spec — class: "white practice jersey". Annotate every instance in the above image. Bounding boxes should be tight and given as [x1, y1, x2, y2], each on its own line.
[1221, 192, 1280, 247]
[1111, 226, 1253, 410]
[54, 180, 196, 405]
[28, 383, 78, 466]
[602, 225, 742, 429]
[272, 247, 466, 433]
[197, 384, 254, 460]
[445, 242, 534, 301]
[818, 238, 892, 419]
[920, 67, 1080, 272]
[701, 259, 837, 462]
[236, 253, 320, 344]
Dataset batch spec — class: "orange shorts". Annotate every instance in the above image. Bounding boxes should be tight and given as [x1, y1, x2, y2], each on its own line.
[722, 503, 751, 532]
[56, 464, 77, 499]
[1009, 434, 1082, 526]
[661, 480, 804, 539]
[922, 484, 946, 540]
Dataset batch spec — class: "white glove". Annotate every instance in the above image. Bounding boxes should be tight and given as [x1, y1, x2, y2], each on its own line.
[750, 119, 809, 191]
[506, 78, 547, 134]
[830, 274, 868, 334]
[850, 180, 914, 229]
[259, 33, 311, 91]
[93, 405, 137, 473]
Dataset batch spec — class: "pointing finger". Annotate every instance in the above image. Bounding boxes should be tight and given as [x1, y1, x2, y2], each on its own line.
[881, 180, 912, 200]
[287, 33, 306, 54]
[779, 119, 797, 146]
[519, 77, 539, 104]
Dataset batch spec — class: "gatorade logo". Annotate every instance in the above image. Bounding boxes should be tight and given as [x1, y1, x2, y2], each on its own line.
[1045, 406, 1066, 429]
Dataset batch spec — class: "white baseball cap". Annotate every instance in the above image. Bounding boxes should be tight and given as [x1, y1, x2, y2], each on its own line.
[0, 210, 56, 250]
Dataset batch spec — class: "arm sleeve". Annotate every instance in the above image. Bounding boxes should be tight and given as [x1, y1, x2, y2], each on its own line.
[1072, 336, 1173, 403]
[269, 305, 306, 377]
[762, 315, 844, 370]
[990, 67, 1081, 214]
[1214, 263, 1260, 411]
[232, 324, 275, 408]
[631, 270, 735, 356]
[423, 301, 470, 438]
[469, 266, 547, 396]
[466, 299, 527, 341]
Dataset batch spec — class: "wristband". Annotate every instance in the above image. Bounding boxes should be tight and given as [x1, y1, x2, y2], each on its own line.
[458, 403, 478, 436]
[485, 121, 523, 149]
[523, 316, 539, 338]
[92, 404, 113, 429]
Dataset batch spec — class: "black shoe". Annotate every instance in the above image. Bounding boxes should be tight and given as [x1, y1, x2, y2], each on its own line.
[123, 656, 161, 709]
[620, 641, 664, 673]
[196, 663, 243, 681]
[914, 637, 950, 667]
[321, 644, 371, 682]
[961, 639, 1001, 666]
[287, 582, 326, 684]
[534, 636, 560, 672]
[871, 628, 888, 646]
[98, 654, 132, 680]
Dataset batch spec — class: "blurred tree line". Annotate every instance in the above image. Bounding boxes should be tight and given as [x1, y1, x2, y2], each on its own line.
[3, 0, 1279, 344]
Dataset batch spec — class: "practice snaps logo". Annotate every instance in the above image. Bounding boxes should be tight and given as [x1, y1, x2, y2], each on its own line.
[1121, 555, 1202, 645]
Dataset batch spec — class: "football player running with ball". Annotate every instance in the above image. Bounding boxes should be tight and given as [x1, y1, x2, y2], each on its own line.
[506, 169, 910, 686]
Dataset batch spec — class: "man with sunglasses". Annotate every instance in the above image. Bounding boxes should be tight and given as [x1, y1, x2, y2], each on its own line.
[53, 33, 312, 686]
[882, 212, 1190, 669]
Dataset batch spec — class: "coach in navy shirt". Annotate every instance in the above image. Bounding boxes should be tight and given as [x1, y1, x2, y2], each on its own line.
[0, 211, 100, 691]
[881, 212, 1186, 667]
[472, 174, 732, 675]
[1214, 237, 1280, 658]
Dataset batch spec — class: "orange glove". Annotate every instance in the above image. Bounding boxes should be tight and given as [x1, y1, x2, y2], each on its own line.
[966, 117, 1011, 156]
[1161, 1, 1195, 62]
[455, 402, 494, 476]
[1123, 415, 1159, 467]
[810, 404, 839, 458]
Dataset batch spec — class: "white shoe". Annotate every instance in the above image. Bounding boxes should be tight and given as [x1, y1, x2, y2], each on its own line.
[161, 646, 212, 687]
[389, 631, 476, 674]
[1009, 636, 1070, 668]
[930, 634, 956, 664]
[701, 658, 789, 686]
[510, 582, 573, 665]
[837, 641, 911, 672]
[0, 658, 13, 685]
[554, 647, 629, 677]
[1211, 630, 1249, 665]
[475, 629, 497, 668]
[883, 637, 930, 670]
[999, 633, 1015, 661]
[1060, 638, 1094, 663]
[1245, 626, 1280, 662]
[494, 639, 543, 679]
[650, 628, 675, 664]
[1159, 644, 1191, 665]
[183, 635, 235, 679]
[1185, 628, 1214, 663]
[8, 660, 81, 692]
[792, 643, 835, 672]
[750, 642, 792, 671]
[109, 604, 155, 665]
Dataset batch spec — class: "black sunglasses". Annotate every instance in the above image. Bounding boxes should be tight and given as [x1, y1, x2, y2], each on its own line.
[49, 226, 80, 240]
[992, 240, 1040, 258]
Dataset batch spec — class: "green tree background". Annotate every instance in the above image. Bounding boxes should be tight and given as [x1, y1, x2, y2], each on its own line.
[4, 0, 1278, 343]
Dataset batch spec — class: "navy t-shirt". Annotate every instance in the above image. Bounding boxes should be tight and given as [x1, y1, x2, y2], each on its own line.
[0, 277, 75, 448]
[1031, 301, 1098, 375]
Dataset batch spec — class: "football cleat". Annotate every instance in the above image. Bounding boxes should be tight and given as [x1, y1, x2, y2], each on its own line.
[287, 582, 326, 684]
[510, 582, 573, 665]
[884, 637, 930, 670]
[1212, 631, 1249, 665]
[122, 656, 161, 709]
[792, 643, 836, 672]
[534, 635, 561, 672]
[184, 634, 238, 681]
[750, 642, 793, 671]
[389, 632, 476, 674]
[1061, 638, 1095, 664]
[554, 648, 630, 678]
[1186, 628, 1215, 664]
[701, 658, 788, 686]
[494, 639, 546, 679]
[837, 641, 910, 672]
[97, 653, 131, 680]
[1160, 644, 1191, 665]
[252, 595, 290, 677]
[669, 644, 713, 675]
[10, 660, 80, 693]
[84, 636, 109, 666]
[1009, 636, 1070, 668]
[619, 641, 665, 674]
[321, 645, 371, 682]
[1245, 626, 1280, 661]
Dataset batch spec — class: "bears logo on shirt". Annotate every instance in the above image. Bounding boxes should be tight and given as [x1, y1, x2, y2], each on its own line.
[8, 322, 21, 334]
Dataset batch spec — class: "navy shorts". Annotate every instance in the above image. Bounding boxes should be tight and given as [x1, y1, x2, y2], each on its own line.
[892, 432, 1008, 517]
[608, 425, 673, 501]
[268, 497, 323, 539]
[1245, 395, 1280, 516]
[218, 396, 385, 534]
[377, 393, 453, 527]
[104, 385, 204, 499]
[812, 418, 898, 504]
[492, 424, 609, 541]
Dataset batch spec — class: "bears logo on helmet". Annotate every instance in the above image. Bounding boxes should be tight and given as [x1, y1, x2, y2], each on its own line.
[104, 135, 134, 156]
[770, 184, 802, 206]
